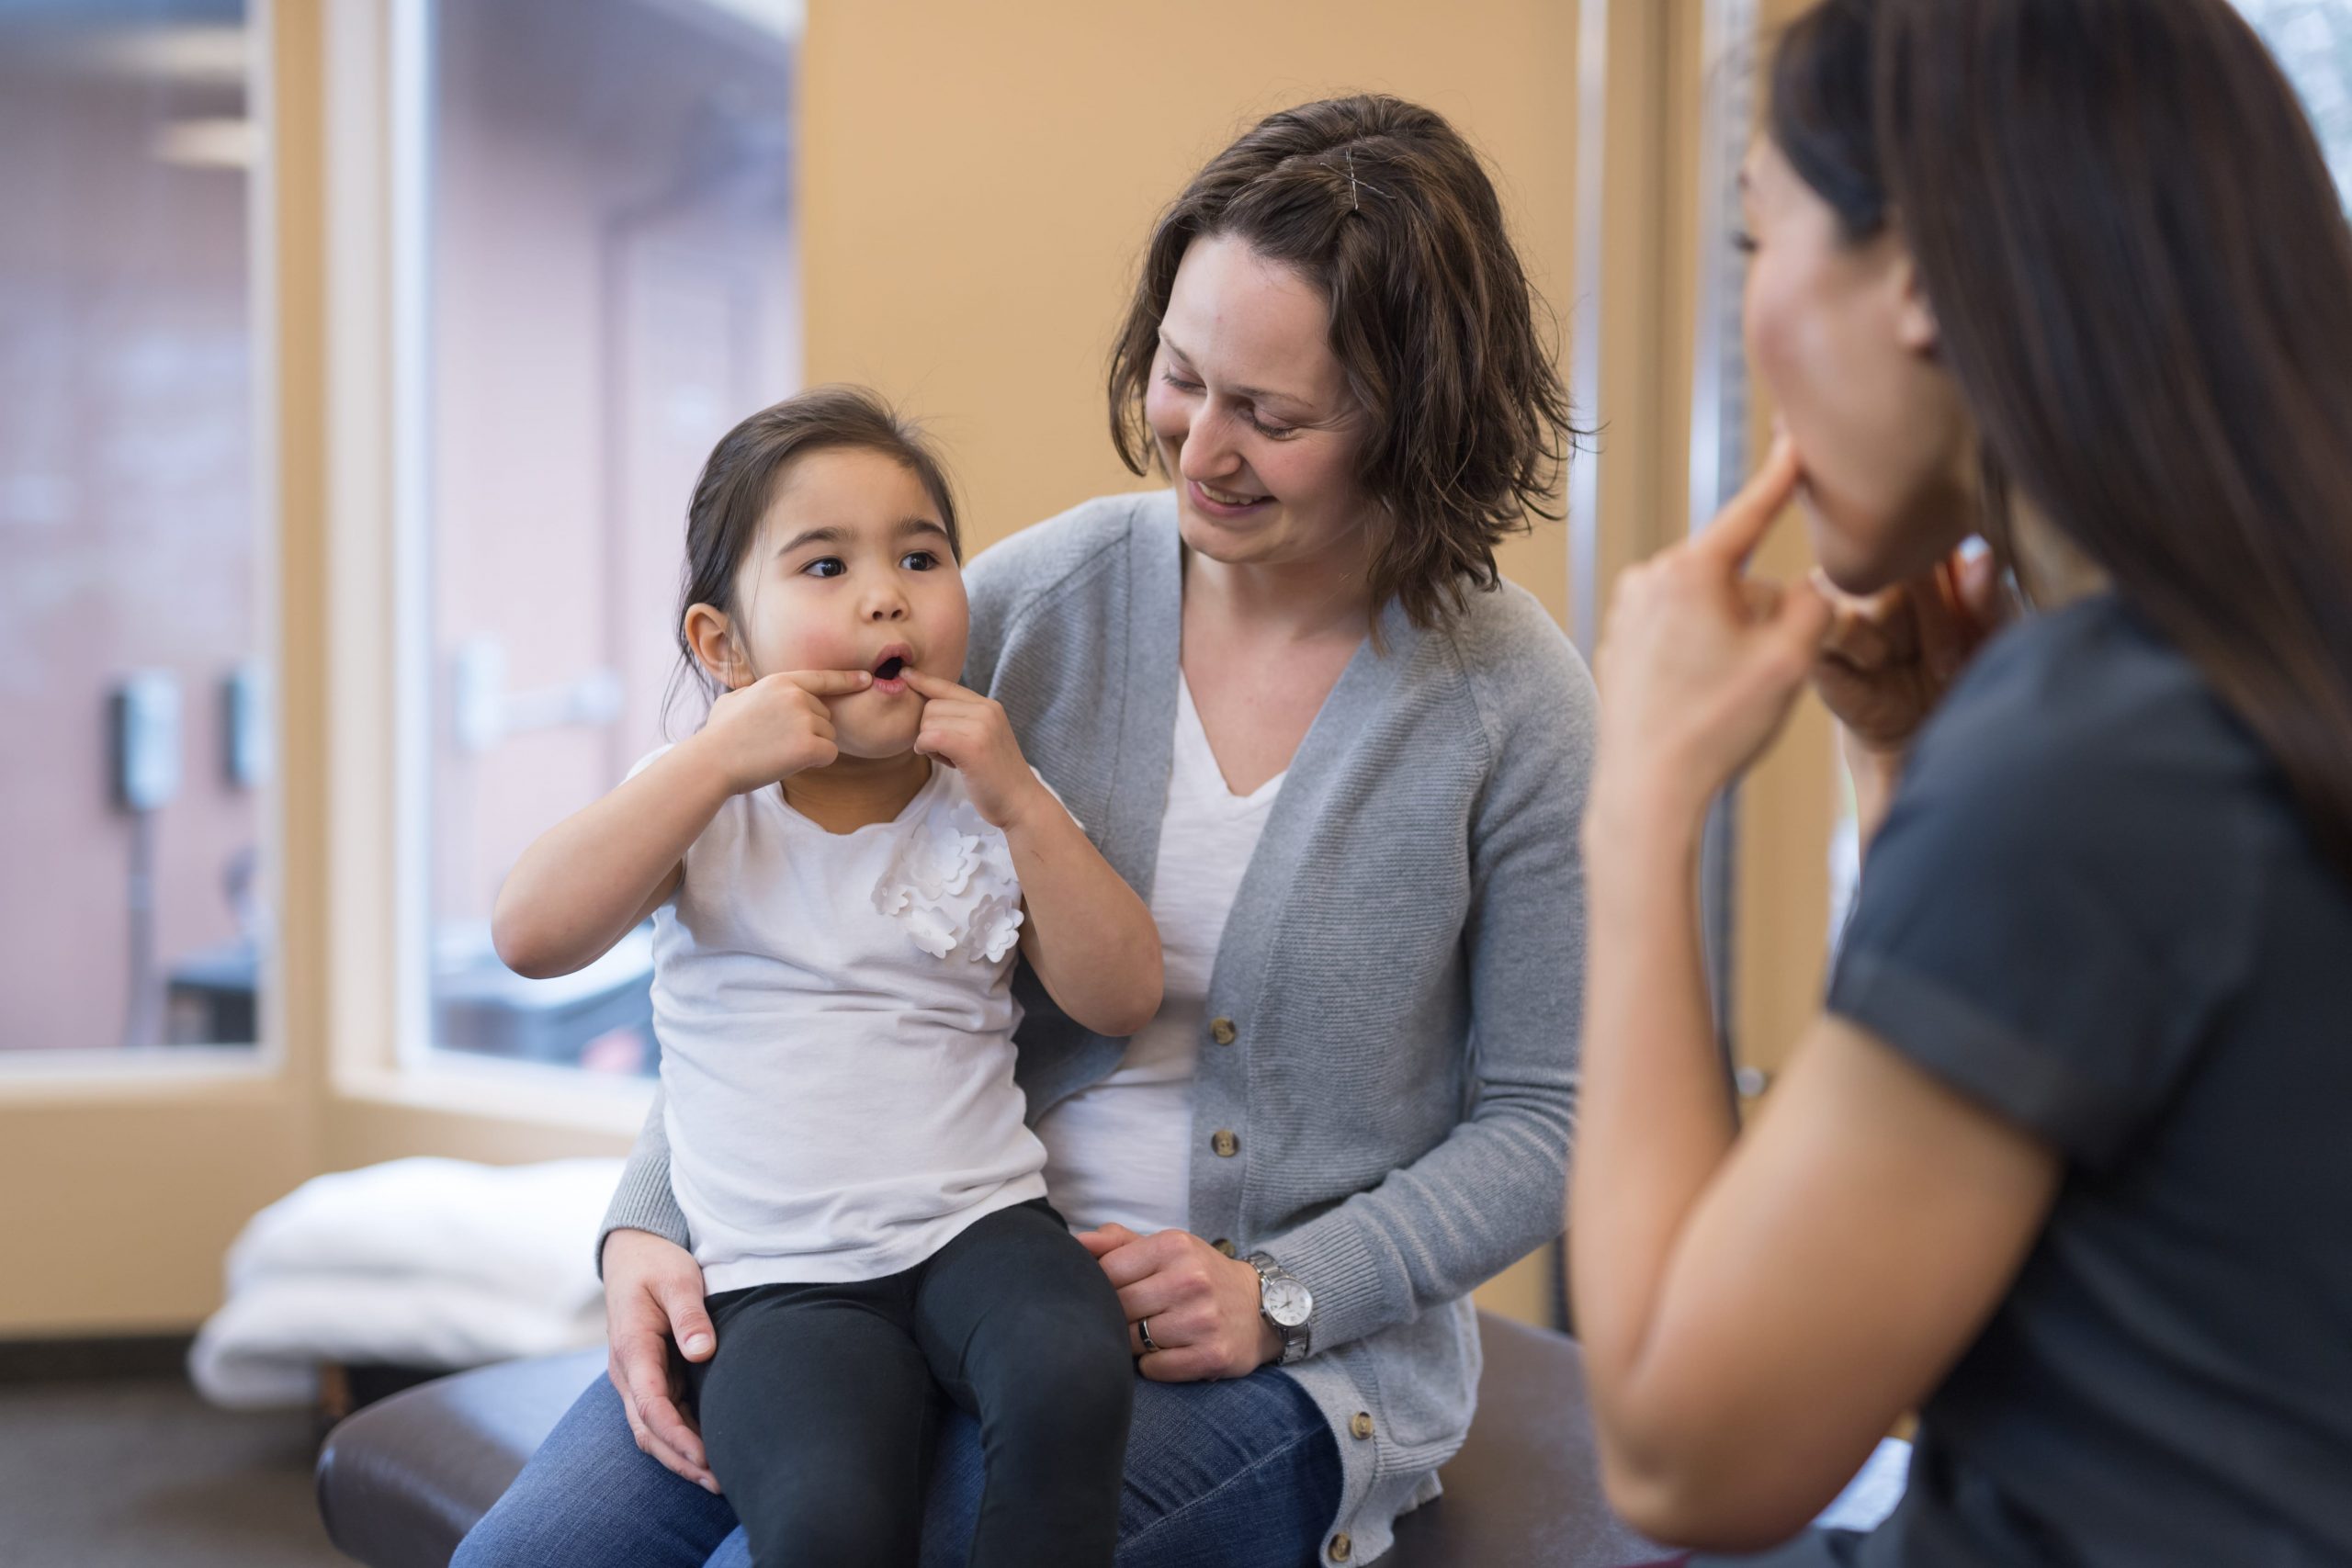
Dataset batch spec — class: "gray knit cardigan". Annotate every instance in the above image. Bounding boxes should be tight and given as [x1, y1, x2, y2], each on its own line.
[601, 490, 1595, 1563]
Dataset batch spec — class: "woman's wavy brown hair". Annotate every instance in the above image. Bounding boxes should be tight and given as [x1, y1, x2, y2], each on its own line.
[1108, 95, 1582, 630]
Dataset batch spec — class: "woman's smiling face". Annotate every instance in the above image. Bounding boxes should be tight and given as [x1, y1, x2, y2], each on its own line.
[1145, 232, 1378, 576]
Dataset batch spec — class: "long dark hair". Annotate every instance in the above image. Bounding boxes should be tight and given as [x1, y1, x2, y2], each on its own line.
[1107, 95, 1581, 631]
[1774, 0, 2352, 882]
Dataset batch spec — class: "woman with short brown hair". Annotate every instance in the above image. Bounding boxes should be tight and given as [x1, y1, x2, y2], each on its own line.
[460, 93, 1597, 1568]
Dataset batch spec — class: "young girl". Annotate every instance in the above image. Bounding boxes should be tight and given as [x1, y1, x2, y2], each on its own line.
[492, 386, 1161, 1568]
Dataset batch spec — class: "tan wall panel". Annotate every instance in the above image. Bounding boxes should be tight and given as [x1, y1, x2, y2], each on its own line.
[0, 1086, 315, 1336]
[323, 1098, 630, 1172]
[797, 0, 1580, 623]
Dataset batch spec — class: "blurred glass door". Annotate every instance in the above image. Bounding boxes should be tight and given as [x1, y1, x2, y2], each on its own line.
[0, 1, 268, 1056]
[401, 0, 801, 1077]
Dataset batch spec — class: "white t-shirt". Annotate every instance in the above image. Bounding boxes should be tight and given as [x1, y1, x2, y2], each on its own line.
[637, 750, 1049, 1292]
[1034, 677, 1283, 1235]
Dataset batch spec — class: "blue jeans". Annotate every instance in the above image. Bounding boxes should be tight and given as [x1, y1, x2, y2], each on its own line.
[455, 1359, 1341, 1568]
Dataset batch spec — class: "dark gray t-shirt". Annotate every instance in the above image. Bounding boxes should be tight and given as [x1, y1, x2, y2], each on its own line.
[1709, 594, 2352, 1567]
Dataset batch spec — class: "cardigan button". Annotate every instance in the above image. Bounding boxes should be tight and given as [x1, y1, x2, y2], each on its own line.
[1349, 1411, 1374, 1439]
[1328, 1533, 1353, 1562]
[1211, 1129, 1239, 1158]
[1209, 1017, 1238, 1045]
[1212, 1238, 1237, 1257]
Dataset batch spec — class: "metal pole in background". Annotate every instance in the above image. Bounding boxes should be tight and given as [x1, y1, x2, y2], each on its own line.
[1555, 0, 1759, 1334]
[1555, 0, 1614, 1334]
[1688, 0, 1758, 1093]
[1566, 0, 1611, 665]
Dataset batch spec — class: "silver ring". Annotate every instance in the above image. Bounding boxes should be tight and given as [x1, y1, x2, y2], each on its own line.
[1136, 1317, 1160, 1353]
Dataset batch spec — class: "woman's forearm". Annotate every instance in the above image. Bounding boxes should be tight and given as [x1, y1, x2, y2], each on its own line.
[1570, 786, 1743, 1431]
[492, 740, 730, 979]
[1007, 801, 1163, 1038]
[1841, 727, 1905, 855]
[599, 1088, 693, 1273]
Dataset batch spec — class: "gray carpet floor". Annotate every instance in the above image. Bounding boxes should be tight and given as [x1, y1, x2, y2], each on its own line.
[0, 1376, 345, 1567]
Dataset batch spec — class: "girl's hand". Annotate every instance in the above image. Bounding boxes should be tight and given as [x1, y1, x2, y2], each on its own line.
[600, 1227, 720, 1493]
[902, 669, 1054, 831]
[695, 669, 873, 795]
[1591, 436, 1831, 830]
[1077, 1224, 1282, 1382]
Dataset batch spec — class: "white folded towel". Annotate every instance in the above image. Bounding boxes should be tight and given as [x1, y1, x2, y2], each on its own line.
[190, 1156, 621, 1409]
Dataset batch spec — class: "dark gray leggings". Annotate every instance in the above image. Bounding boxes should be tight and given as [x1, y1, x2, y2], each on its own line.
[684, 1200, 1133, 1568]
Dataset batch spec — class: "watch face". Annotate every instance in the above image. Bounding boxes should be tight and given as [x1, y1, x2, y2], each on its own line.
[1262, 1276, 1313, 1328]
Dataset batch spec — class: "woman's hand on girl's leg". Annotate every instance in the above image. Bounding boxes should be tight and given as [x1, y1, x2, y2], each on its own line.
[602, 1226, 721, 1493]
[1078, 1224, 1282, 1381]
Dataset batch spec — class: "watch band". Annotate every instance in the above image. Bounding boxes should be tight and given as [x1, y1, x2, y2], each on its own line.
[1246, 1252, 1313, 1366]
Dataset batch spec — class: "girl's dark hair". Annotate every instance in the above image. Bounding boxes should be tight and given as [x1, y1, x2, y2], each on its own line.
[671, 384, 960, 710]
[1107, 94, 1582, 631]
[1772, 0, 2352, 882]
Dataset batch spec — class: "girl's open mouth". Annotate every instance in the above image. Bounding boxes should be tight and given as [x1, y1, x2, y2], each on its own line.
[871, 649, 912, 693]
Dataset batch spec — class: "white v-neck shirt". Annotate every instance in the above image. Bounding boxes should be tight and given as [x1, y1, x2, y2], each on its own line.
[1033, 676, 1283, 1235]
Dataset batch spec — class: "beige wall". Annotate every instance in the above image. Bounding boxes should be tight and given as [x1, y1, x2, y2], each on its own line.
[796, 0, 1580, 626]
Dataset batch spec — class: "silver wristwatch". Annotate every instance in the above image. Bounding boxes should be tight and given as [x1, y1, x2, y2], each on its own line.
[1245, 1252, 1313, 1366]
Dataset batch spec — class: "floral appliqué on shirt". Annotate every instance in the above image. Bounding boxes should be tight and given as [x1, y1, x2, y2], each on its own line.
[871, 792, 1025, 964]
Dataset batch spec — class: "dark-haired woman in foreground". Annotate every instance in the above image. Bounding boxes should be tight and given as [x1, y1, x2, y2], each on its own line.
[1578, 1, 2352, 1563]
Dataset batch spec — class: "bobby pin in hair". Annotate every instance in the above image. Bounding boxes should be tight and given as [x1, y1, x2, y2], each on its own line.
[1344, 145, 1387, 213]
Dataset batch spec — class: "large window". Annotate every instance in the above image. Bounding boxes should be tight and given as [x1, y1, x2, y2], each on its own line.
[404, 0, 800, 1076]
[2236, 0, 2352, 208]
[0, 2, 267, 1057]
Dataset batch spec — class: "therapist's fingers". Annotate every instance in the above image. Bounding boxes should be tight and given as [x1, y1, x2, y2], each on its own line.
[1956, 541, 2007, 633]
[1912, 558, 1970, 682]
[1694, 434, 1804, 568]
[1773, 570, 1835, 655]
[1812, 570, 1907, 672]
